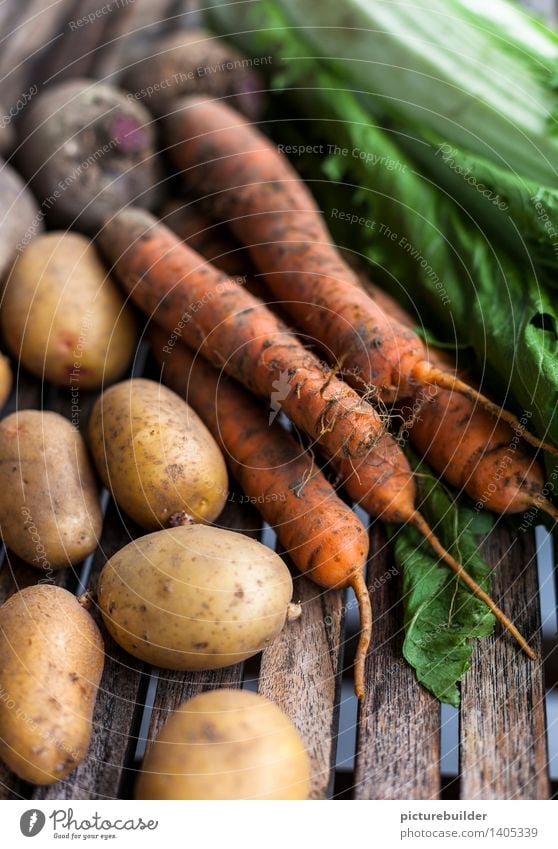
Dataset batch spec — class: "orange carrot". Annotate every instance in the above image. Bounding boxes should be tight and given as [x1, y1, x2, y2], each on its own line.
[164, 96, 557, 460]
[160, 200, 251, 279]
[361, 283, 552, 517]
[99, 209, 386, 464]
[149, 326, 371, 697]
[165, 201, 555, 524]
[99, 208, 535, 659]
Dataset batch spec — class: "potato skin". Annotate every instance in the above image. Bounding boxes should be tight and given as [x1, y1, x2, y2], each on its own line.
[1, 231, 137, 389]
[0, 410, 102, 568]
[89, 378, 228, 529]
[135, 689, 310, 799]
[98, 525, 294, 669]
[0, 585, 104, 784]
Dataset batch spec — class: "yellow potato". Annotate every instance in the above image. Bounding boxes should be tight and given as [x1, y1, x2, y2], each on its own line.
[0, 410, 102, 569]
[135, 689, 311, 799]
[0, 585, 104, 784]
[88, 378, 228, 529]
[1, 231, 136, 388]
[98, 524, 296, 669]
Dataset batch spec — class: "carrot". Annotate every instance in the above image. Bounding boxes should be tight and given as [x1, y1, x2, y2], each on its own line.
[99, 207, 536, 659]
[358, 282, 457, 375]
[149, 326, 371, 697]
[164, 199, 555, 524]
[99, 210, 386, 463]
[361, 282, 552, 518]
[161, 199, 288, 311]
[160, 200, 251, 279]
[164, 96, 557, 461]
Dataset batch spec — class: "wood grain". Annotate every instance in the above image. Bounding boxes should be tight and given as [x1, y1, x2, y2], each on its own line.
[354, 525, 441, 799]
[258, 564, 345, 800]
[460, 523, 549, 800]
[146, 664, 244, 747]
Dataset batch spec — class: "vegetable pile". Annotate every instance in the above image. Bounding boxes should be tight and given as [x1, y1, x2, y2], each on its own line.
[0, 3, 556, 798]
[208, 0, 558, 448]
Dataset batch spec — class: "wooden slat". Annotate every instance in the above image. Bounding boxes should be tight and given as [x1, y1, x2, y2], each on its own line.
[354, 525, 441, 799]
[257, 563, 345, 800]
[147, 664, 244, 747]
[460, 524, 549, 800]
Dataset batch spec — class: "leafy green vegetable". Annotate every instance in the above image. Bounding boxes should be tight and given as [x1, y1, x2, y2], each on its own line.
[391, 464, 495, 706]
[210, 0, 558, 271]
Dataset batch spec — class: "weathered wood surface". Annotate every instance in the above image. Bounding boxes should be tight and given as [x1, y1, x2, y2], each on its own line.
[354, 526, 441, 800]
[460, 523, 550, 800]
[258, 558, 345, 800]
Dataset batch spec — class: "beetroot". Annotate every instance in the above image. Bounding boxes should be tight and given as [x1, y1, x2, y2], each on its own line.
[16, 79, 162, 233]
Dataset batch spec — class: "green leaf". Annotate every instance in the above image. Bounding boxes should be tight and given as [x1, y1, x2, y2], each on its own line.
[390, 463, 495, 706]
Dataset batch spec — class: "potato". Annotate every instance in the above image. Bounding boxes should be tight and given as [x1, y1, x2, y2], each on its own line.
[89, 378, 228, 529]
[1, 231, 137, 388]
[16, 79, 161, 233]
[0, 410, 102, 568]
[135, 688, 310, 799]
[0, 351, 12, 410]
[0, 585, 104, 784]
[98, 524, 296, 669]
[0, 157, 42, 281]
